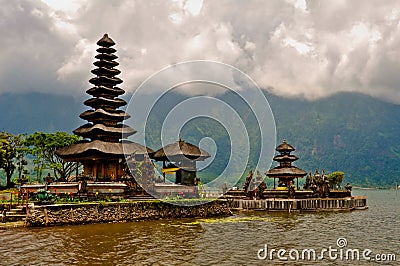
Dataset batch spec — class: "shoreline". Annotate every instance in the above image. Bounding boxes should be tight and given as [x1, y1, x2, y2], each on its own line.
[0, 195, 369, 229]
[25, 200, 232, 227]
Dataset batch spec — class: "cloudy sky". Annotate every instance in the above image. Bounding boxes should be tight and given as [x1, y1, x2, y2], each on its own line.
[2, 0, 400, 103]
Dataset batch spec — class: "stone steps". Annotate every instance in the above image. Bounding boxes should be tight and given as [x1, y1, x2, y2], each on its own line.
[126, 196, 155, 201]
[1, 205, 27, 222]
[1, 213, 26, 222]
[10, 208, 24, 212]
[6, 211, 25, 215]
[5, 214, 26, 218]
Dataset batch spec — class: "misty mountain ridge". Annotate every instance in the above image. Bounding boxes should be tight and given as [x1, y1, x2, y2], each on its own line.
[0, 91, 399, 187]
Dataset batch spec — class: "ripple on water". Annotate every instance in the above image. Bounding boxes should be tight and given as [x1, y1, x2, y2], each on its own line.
[0, 190, 399, 265]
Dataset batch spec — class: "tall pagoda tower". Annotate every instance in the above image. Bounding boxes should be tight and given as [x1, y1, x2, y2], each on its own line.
[266, 139, 307, 189]
[56, 34, 152, 181]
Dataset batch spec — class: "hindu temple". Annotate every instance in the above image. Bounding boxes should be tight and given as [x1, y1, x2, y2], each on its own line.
[56, 34, 152, 181]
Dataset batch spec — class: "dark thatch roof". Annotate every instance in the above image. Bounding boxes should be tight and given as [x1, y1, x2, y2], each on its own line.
[276, 139, 295, 152]
[96, 47, 116, 54]
[97, 33, 115, 47]
[266, 166, 307, 177]
[95, 53, 118, 61]
[79, 109, 130, 121]
[151, 139, 211, 162]
[93, 59, 119, 68]
[86, 86, 124, 97]
[73, 123, 136, 137]
[84, 97, 126, 108]
[56, 140, 153, 161]
[91, 67, 121, 77]
[89, 76, 122, 86]
[273, 154, 298, 161]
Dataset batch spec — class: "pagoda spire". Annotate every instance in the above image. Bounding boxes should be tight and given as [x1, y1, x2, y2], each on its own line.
[74, 33, 136, 142]
[266, 139, 307, 189]
[56, 34, 153, 182]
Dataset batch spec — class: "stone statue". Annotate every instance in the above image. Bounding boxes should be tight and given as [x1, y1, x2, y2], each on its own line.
[304, 172, 312, 190]
[288, 181, 296, 199]
[345, 182, 352, 192]
[243, 170, 253, 193]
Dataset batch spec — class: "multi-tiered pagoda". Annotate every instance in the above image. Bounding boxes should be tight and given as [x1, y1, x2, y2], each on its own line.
[56, 34, 152, 181]
[266, 139, 307, 189]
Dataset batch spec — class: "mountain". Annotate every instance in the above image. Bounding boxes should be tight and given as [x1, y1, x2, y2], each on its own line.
[0, 92, 85, 134]
[0, 91, 399, 187]
[269, 92, 400, 187]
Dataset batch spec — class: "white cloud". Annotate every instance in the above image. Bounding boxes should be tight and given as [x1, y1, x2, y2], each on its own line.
[2, 0, 400, 103]
[184, 0, 203, 16]
[41, 0, 83, 13]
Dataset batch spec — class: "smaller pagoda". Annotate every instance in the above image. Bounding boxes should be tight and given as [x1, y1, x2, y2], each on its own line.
[266, 139, 307, 189]
[151, 139, 210, 186]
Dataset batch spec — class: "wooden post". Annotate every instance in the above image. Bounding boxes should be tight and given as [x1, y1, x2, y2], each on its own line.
[9, 192, 12, 209]
[93, 161, 97, 181]
[26, 190, 29, 214]
[296, 177, 299, 190]
[116, 161, 118, 180]
[163, 161, 166, 183]
[274, 178, 276, 189]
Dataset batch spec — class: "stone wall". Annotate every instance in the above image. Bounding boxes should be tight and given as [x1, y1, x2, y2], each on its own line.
[26, 200, 231, 227]
[230, 196, 368, 211]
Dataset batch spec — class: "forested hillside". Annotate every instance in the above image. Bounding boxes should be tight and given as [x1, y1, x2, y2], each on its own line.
[1, 91, 399, 187]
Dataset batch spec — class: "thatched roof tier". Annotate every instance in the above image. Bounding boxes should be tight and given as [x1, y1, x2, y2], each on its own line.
[96, 33, 115, 47]
[267, 139, 307, 180]
[91, 67, 121, 77]
[95, 53, 118, 61]
[266, 167, 307, 177]
[73, 123, 136, 138]
[56, 140, 153, 161]
[84, 97, 126, 109]
[93, 59, 119, 68]
[276, 139, 295, 152]
[89, 76, 122, 86]
[151, 139, 211, 162]
[80, 109, 130, 122]
[96, 47, 116, 54]
[273, 154, 299, 162]
[86, 86, 124, 97]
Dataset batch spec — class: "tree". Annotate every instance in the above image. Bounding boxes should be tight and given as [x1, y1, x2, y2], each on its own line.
[0, 132, 26, 188]
[25, 132, 80, 182]
[327, 171, 345, 189]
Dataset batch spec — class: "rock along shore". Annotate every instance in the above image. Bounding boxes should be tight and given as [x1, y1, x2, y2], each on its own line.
[26, 200, 231, 227]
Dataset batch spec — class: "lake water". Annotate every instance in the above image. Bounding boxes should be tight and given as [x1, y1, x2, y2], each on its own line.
[1, 189, 399, 265]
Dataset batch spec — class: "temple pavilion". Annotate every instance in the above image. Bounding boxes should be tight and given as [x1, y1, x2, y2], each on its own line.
[56, 34, 152, 181]
[151, 139, 210, 186]
[266, 139, 307, 189]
